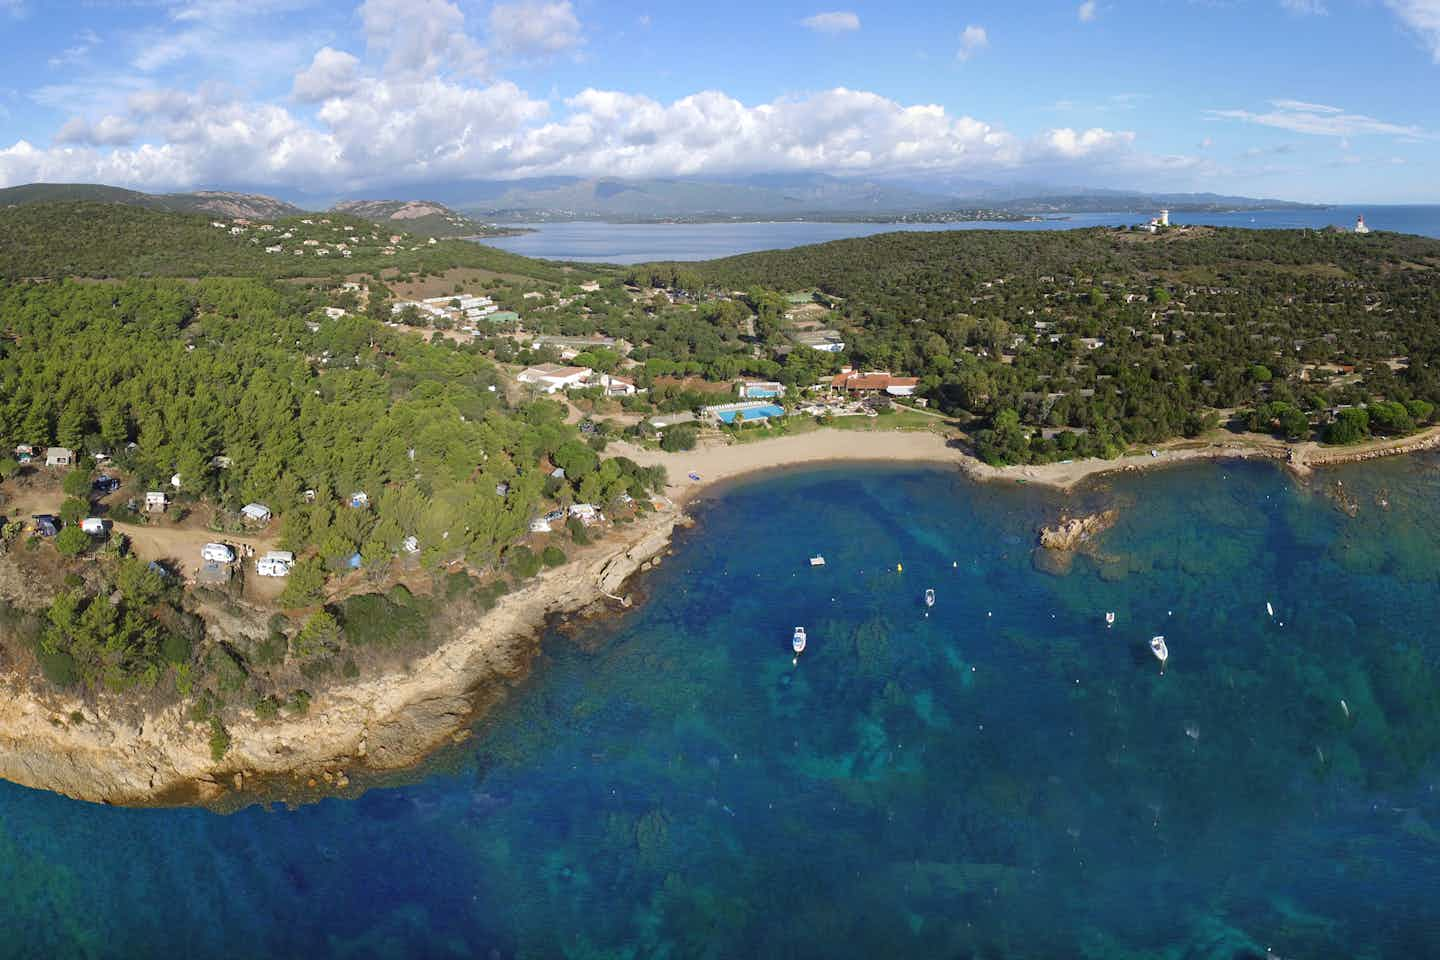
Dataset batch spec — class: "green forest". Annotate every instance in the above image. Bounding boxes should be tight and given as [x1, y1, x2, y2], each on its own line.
[657, 226, 1440, 463]
[0, 271, 662, 720]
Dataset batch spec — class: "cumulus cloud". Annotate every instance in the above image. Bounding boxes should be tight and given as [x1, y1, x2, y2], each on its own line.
[0, 71, 1155, 192]
[1386, 0, 1440, 60]
[54, 114, 139, 147]
[488, 1, 584, 57]
[360, 0, 487, 76]
[957, 25, 988, 61]
[1209, 99, 1430, 139]
[293, 47, 362, 102]
[1078, 2, 1098, 23]
[802, 11, 861, 33]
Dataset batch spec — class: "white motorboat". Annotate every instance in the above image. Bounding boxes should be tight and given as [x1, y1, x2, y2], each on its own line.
[810, 556, 826, 567]
[1105, 611, 1115, 627]
[1149, 635, 1169, 673]
[924, 588, 935, 608]
[792, 626, 807, 655]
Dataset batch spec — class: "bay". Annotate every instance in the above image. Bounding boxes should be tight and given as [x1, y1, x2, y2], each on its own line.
[480, 205, 1440, 263]
[5, 458, 1440, 957]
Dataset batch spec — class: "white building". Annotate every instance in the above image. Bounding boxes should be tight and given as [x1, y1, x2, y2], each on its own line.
[201, 543, 236, 564]
[81, 518, 106, 536]
[44, 447, 74, 468]
[240, 503, 273, 524]
[517, 364, 594, 393]
[1355, 215, 1371, 234]
[1159, 209, 1170, 227]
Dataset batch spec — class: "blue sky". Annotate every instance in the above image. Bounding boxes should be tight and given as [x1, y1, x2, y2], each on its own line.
[1, 0, 1437, 201]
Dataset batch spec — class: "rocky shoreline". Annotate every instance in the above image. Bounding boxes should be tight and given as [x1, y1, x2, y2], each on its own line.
[0, 506, 688, 808]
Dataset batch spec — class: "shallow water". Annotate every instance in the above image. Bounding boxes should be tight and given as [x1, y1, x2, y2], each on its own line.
[6, 459, 1440, 957]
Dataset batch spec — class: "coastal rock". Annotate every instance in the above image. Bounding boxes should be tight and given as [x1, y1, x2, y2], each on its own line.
[1038, 511, 1118, 551]
[0, 505, 688, 807]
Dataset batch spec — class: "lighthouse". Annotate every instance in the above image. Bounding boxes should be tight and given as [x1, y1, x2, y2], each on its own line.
[1159, 209, 1170, 227]
[1354, 215, 1370, 234]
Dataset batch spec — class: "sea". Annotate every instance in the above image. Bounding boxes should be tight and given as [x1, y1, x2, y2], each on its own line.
[481, 205, 1440, 263]
[5, 457, 1440, 957]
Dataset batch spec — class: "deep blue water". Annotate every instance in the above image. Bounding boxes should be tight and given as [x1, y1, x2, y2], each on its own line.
[481, 205, 1440, 262]
[6, 459, 1440, 957]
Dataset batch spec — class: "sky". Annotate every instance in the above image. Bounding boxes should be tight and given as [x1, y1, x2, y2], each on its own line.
[0, 0, 1438, 202]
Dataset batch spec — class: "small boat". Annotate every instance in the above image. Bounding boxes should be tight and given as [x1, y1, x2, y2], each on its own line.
[1266, 601, 1274, 618]
[1149, 635, 1169, 673]
[792, 626, 807, 655]
[1105, 611, 1115, 627]
[924, 588, 935, 608]
[809, 556, 826, 567]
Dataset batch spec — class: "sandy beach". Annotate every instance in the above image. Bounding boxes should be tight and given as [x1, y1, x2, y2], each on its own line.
[611, 428, 965, 504]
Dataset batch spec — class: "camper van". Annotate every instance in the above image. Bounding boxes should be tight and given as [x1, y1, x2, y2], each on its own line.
[201, 542, 235, 564]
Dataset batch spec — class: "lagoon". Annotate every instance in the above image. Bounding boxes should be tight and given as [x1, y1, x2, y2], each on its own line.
[480, 205, 1440, 263]
[4, 458, 1440, 957]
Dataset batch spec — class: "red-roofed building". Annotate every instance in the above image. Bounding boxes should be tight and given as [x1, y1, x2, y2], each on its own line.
[830, 369, 920, 397]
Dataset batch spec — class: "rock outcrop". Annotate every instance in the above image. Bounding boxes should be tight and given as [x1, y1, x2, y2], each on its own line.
[1038, 510, 1118, 551]
[0, 508, 686, 807]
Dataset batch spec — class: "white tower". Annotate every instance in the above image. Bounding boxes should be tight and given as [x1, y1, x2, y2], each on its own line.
[1159, 209, 1170, 227]
[1354, 215, 1370, 234]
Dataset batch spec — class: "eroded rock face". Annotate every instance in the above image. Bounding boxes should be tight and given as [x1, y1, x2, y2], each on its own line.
[1038, 511, 1118, 551]
[0, 508, 687, 807]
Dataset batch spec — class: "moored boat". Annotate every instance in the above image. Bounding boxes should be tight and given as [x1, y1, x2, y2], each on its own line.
[1105, 611, 1115, 627]
[1149, 635, 1169, 673]
[924, 588, 935, 608]
[793, 626, 807, 655]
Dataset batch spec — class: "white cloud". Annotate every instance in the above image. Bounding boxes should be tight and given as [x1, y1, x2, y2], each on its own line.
[488, 1, 583, 57]
[1209, 99, 1430, 138]
[1078, 2, 1098, 22]
[360, 0, 487, 76]
[1385, 0, 1440, 60]
[293, 47, 362, 102]
[1280, 0, 1327, 14]
[957, 25, 988, 61]
[48, 29, 100, 68]
[0, 72, 1159, 193]
[802, 11, 861, 33]
[54, 115, 140, 147]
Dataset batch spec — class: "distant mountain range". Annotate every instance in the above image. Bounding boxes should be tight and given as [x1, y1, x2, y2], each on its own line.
[0, 177, 1323, 230]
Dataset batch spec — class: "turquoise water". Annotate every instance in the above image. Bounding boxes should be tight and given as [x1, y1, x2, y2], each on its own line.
[481, 206, 1440, 262]
[6, 459, 1440, 957]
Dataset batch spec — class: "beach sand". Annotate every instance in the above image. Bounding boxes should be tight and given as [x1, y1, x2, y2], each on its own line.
[611, 428, 965, 504]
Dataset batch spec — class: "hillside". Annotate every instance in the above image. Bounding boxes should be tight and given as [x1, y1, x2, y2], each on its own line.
[630, 224, 1440, 463]
[0, 201, 590, 283]
[329, 199, 518, 238]
[0, 182, 302, 220]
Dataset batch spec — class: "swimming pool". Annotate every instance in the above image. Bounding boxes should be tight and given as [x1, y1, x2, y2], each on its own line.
[717, 404, 785, 424]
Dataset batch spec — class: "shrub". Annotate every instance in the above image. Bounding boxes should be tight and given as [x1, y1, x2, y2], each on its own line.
[254, 696, 280, 721]
[208, 717, 231, 761]
[161, 631, 191, 665]
[567, 517, 591, 545]
[209, 645, 248, 692]
[507, 545, 542, 580]
[337, 593, 427, 648]
[58, 498, 88, 526]
[36, 646, 79, 687]
[541, 545, 567, 567]
[660, 424, 698, 452]
[278, 557, 327, 607]
[286, 690, 312, 716]
[54, 524, 91, 557]
[62, 471, 92, 498]
[293, 610, 341, 658]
